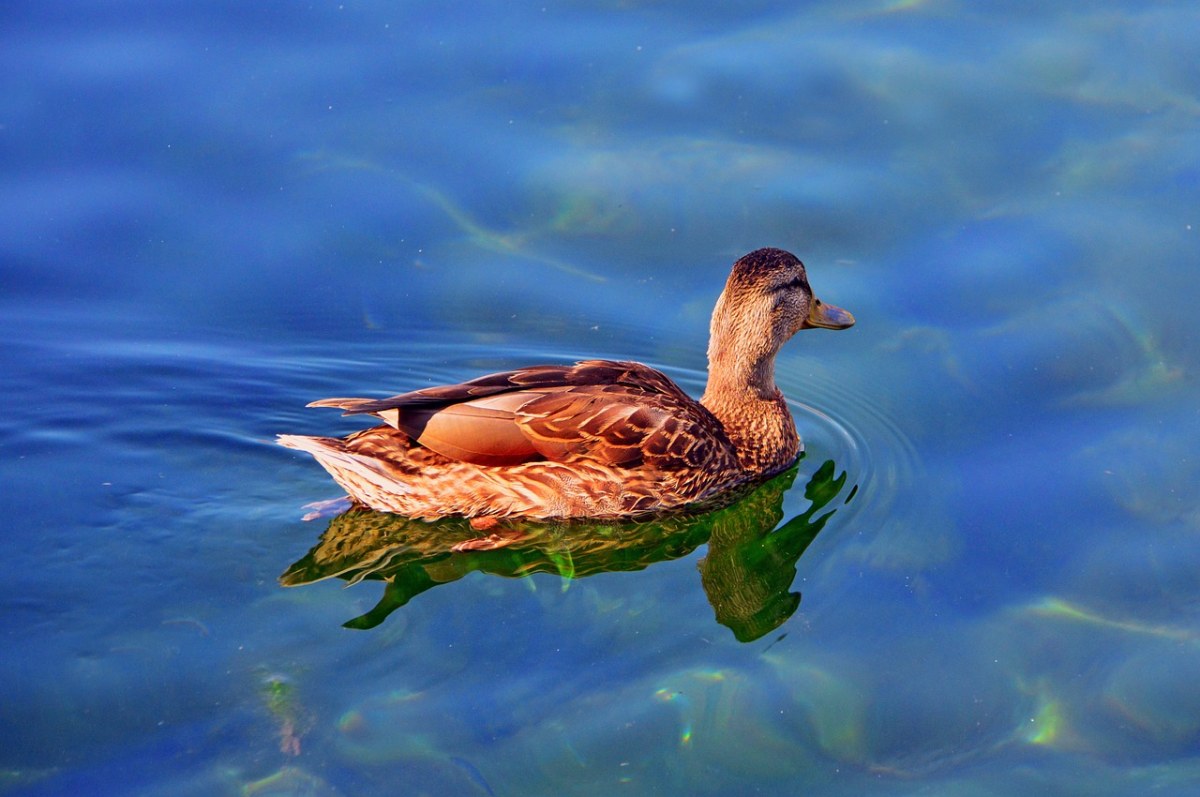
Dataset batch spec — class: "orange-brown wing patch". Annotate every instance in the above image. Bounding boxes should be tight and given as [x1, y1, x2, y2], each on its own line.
[403, 391, 545, 466]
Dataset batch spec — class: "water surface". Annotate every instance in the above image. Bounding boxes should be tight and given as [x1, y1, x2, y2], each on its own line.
[2, 1, 1199, 795]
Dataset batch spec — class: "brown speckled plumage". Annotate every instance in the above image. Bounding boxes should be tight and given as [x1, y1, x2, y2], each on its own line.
[278, 248, 853, 519]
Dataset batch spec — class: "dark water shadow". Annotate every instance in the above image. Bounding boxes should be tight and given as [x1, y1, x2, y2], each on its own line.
[281, 460, 853, 642]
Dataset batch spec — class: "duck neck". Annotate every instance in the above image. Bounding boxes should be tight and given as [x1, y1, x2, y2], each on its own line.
[703, 343, 777, 400]
[700, 335, 799, 476]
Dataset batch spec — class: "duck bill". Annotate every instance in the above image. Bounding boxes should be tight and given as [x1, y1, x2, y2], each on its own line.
[804, 299, 855, 330]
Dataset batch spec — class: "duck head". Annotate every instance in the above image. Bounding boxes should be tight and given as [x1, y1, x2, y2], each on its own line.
[704, 248, 854, 398]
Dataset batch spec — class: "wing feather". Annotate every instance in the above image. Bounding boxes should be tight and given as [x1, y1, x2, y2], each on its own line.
[305, 359, 732, 470]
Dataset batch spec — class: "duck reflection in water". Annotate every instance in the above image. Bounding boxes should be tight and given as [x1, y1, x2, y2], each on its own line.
[281, 459, 852, 642]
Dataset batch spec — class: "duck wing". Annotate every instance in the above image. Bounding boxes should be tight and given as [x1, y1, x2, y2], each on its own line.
[308, 359, 728, 469]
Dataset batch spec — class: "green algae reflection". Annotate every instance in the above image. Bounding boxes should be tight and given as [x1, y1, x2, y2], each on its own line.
[281, 460, 851, 641]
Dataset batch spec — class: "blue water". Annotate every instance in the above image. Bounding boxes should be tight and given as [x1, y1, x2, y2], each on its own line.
[3, 1, 1199, 794]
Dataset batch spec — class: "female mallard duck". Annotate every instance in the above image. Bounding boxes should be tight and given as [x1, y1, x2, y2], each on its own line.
[278, 248, 853, 520]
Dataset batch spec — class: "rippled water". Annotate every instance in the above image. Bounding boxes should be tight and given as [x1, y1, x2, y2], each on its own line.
[3, 1, 1199, 795]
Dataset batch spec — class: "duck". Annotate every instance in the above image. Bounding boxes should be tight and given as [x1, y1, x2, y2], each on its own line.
[277, 247, 854, 520]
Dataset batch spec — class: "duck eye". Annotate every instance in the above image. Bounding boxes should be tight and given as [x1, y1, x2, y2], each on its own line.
[776, 276, 806, 292]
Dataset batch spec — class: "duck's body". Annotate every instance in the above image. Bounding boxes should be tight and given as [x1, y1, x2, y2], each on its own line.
[278, 248, 853, 519]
